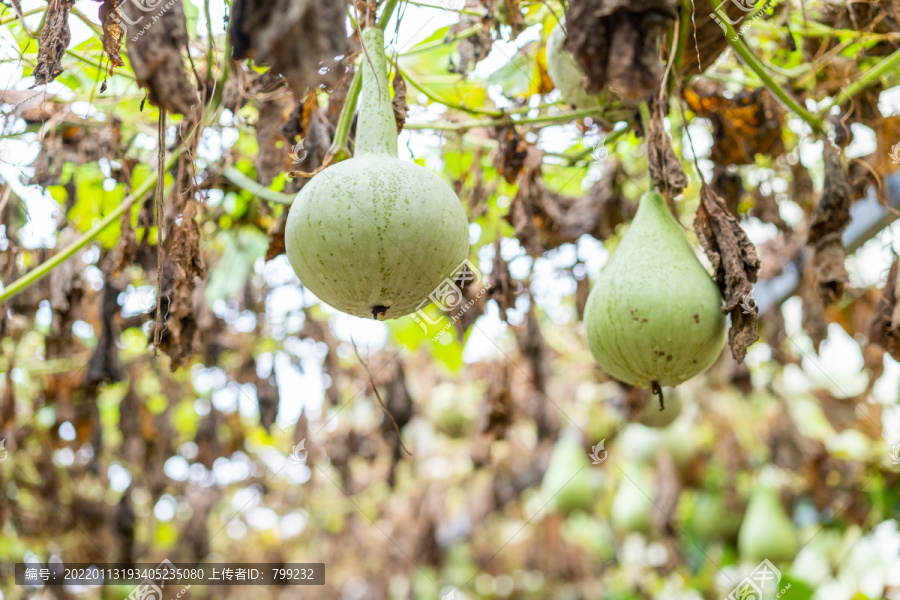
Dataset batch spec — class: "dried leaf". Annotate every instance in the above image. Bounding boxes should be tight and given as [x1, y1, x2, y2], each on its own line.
[808, 146, 852, 305]
[563, 0, 676, 102]
[647, 106, 687, 198]
[98, 0, 125, 70]
[255, 92, 292, 186]
[677, 0, 746, 77]
[694, 183, 761, 362]
[448, 4, 492, 76]
[229, 0, 350, 95]
[392, 69, 407, 133]
[31, 0, 73, 87]
[121, 0, 198, 114]
[493, 125, 529, 184]
[868, 258, 900, 361]
[684, 81, 784, 166]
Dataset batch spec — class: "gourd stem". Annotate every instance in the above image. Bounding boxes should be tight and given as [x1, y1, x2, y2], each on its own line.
[325, 0, 401, 159]
[355, 26, 399, 157]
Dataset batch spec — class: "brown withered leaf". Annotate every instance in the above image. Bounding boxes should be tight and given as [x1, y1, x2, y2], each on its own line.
[153, 200, 206, 369]
[868, 258, 900, 361]
[563, 0, 676, 102]
[507, 160, 631, 256]
[84, 271, 123, 389]
[711, 166, 743, 216]
[98, 0, 125, 70]
[694, 183, 761, 362]
[647, 106, 686, 198]
[801, 262, 828, 353]
[815, 392, 883, 439]
[677, 0, 746, 77]
[31, 0, 73, 87]
[121, 0, 197, 114]
[392, 69, 407, 133]
[448, 2, 492, 76]
[684, 82, 784, 165]
[265, 210, 288, 262]
[494, 125, 529, 184]
[229, 0, 349, 95]
[487, 237, 516, 319]
[750, 188, 789, 231]
[808, 146, 851, 305]
[255, 92, 293, 186]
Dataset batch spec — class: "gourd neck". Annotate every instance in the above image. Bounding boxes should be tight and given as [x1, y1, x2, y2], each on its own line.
[355, 27, 398, 158]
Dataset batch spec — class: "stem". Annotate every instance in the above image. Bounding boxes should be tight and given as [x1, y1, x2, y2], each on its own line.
[404, 106, 604, 131]
[0, 151, 180, 304]
[404, 0, 485, 16]
[719, 18, 823, 133]
[222, 166, 295, 204]
[324, 0, 401, 159]
[394, 62, 503, 117]
[668, 0, 690, 94]
[824, 46, 900, 114]
[0, 7, 43, 26]
[401, 25, 481, 56]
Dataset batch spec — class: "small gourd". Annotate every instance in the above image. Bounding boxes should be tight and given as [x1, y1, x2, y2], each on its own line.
[285, 26, 470, 320]
[737, 487, 798, 563]
[545, 22, 599, 109]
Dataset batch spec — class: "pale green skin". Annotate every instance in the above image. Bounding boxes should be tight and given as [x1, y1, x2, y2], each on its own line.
[541, 436, 594, 513]
[285, 27, 469, 320]
[738, 487, 798, 562]
[546, 23, 599, 110]
[584, 192, 726, 387]
[610, 471, 655, 534]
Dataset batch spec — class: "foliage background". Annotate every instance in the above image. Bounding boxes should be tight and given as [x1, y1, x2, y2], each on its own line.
[0, 0, 900, 599]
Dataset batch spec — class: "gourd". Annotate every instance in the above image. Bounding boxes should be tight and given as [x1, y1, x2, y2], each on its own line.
[610, 470, 655, 534]
[545, 22, 599, 109]
[584, 192, 726, 393]
[634, 386, 682, 428]
[737, 487, 798, 563]
[541, 436, 595, 513]
[687, 491, 742, 541]
[285, 26, 470, 320]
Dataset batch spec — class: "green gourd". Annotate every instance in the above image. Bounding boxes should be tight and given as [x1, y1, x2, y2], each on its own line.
[285, 26, 470, 320]
[584, 192, 726, 389]
[610, 471, 655, 534]
[738, 487, 798, 563]
[687, 491, 742, 541]
[541, 436, 594, 513]
[545, 22, 599, 109]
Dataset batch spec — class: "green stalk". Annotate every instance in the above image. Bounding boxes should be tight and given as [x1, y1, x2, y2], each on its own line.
[324, 0, 402, 160]
[404, 106, 604, 131]
[0, 7, 43, 26]
[394, 62, 503, 117]
[0, 151, 179, 303]
[825, 47, 900, 114]
[719, 17, 823, 133]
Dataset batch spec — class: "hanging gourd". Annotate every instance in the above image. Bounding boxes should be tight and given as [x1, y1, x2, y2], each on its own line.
[285, 25, 470, 320]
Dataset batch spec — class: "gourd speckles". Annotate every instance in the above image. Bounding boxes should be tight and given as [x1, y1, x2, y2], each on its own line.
[583, 192, 726, 388]
[285, 26, 469, 320]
